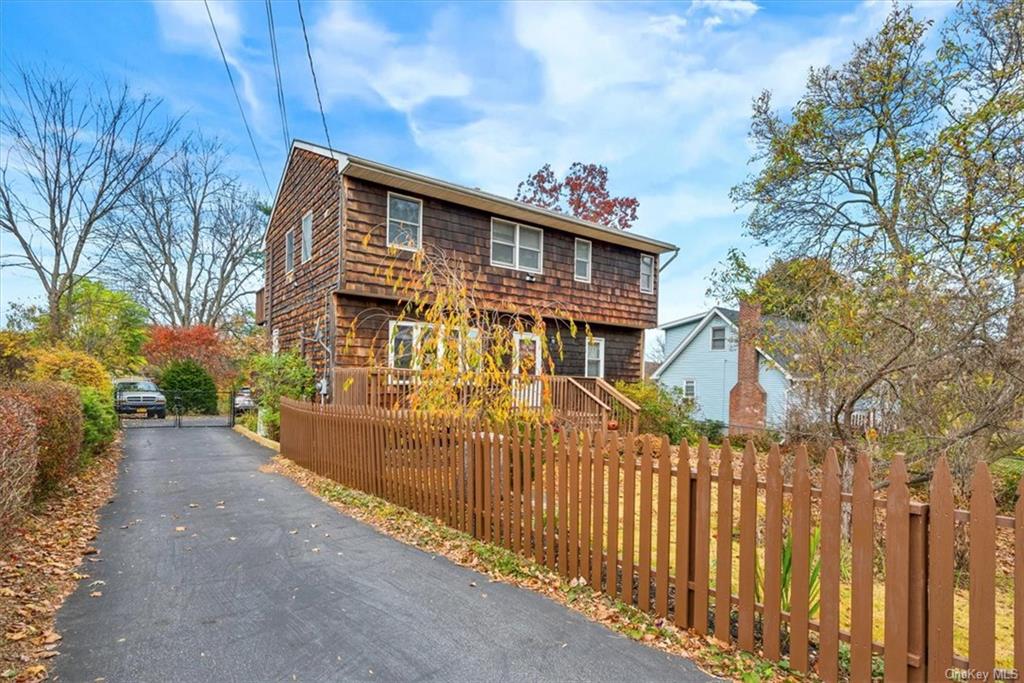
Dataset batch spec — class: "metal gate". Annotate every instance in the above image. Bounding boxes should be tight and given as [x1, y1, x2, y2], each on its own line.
[119, 390, 238, 429]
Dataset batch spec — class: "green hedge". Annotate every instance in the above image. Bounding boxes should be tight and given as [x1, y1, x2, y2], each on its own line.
[159, 359, 218, 414]
[80, 387, 118, 459]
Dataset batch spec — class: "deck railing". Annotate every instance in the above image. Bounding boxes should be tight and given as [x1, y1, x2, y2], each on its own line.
[331, 367, 636, 432]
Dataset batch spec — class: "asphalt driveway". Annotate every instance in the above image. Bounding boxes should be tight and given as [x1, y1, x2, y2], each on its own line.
[53, 426, 713, 682]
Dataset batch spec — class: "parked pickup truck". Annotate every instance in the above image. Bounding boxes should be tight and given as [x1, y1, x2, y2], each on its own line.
[113, 377, 167, 419]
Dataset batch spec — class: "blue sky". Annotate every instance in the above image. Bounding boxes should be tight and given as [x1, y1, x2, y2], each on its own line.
[0, 0, 953, 329]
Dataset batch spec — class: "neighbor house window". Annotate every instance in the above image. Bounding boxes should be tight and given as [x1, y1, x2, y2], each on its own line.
[640, 254, 655, 293]
[574, 238, 592, 283]
[585, 337, 605, 378]
[301, 211, 313, 263]
[683, 379, 696, 399]
[285, 230, 295, 273]
[387, 192, 422, 250]
[711, 325, 726, 350]
[491, 219, 543, 273]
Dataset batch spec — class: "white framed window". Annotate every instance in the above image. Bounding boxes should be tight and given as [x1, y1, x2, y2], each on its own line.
[512, 332, 542, 376]
[574, 238, 592, 283]
[301, 211, 313, 263]
[387, 192, 422, 251]
[285, 230, 295, 273]
[710, 325, 726, 350]
[585, 337, 605, 378]
[387, 321, 480, 371]
[683, 379, 696, 399]
[388, 320, 418, 370]
[640, 254, 655, 293]
[490, 219, 543, 274]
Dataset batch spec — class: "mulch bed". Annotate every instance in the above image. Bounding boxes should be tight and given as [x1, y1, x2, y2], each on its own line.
[1, 443, 123, 682]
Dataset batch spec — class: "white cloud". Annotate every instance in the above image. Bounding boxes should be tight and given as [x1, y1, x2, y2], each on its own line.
[152, 0, 262, 118]
[690, 0, 761, 22]
[310, 4, 471, 113]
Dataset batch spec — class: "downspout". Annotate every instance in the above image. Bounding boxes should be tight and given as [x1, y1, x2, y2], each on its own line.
[658, 247, 680, 273]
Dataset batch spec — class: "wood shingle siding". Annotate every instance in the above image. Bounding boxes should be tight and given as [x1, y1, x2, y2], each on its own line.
[264, 148, 340, 377]
[342, 177, 658, 330]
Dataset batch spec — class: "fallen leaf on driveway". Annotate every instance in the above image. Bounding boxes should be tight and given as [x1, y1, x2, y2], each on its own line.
[188, 503, 199, 508]
[228, 537, 237, 541]
[288, 529, 298, 534]
[174, 526, 186, 532]
[89, 591, 102, 598]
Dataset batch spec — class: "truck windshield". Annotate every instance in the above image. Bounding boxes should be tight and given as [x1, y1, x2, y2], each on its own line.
[117, 381, 159, 392]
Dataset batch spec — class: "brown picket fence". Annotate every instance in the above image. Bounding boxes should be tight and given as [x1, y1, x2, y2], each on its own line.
[280, 398, 1018, 680]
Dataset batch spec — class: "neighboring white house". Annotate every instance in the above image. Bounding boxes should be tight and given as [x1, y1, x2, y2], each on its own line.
[651, 304, 796, 431]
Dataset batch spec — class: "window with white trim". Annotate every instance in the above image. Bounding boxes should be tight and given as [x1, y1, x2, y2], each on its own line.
[285, 230, 295, 273]
[491, 219, 543, 273]
[301, 211, 313, 263]
[711, 326, 726, 350]
[683, 379, 696, 399]
[574, 238, 592, 283]
[387, 321, 480, 371]
[512, 332, 542, 376]
[387, 192, 422, 250]
[640, 254, 655, 293]
[389, 321, 417, 370]
[585, 337, 605, 378]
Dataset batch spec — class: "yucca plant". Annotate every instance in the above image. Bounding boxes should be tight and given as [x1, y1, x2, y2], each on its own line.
[755, 527, 822, 618]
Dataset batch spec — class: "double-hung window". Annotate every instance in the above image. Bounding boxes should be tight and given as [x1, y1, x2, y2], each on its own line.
[388, 321, 481, 371]
[301, 211, 313, 263]
[585, 337, 605, 378]
[387, 192, 422, 251]
[574, 238, 592, 283]
[711, 326, 726, 350]
[285, 230, 295, 273]
[491, 219, 543, 273]
[640, 254, 655, 293]
[683, 379, 696, 399]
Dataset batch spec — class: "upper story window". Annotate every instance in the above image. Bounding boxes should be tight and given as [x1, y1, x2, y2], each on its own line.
[285, 230, 295, 273]
[301, 211, 313, 263]
[640, 254, 655, 293]
[711, 325, 726, 350]
[585, 337, 605, 378]
[574, 239, 592, 283]
[387, 192, 422, 251]
[491, 219, 543, 274]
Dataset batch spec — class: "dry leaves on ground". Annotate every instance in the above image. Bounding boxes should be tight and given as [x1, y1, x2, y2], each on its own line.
[1, 445, 122, 682]
[260, 454, 807, 682]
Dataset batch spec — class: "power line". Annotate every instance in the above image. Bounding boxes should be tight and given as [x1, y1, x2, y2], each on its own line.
[203, 0, 273, 194]
[265, 0, 290, 152]
[295, 0, 334, 153]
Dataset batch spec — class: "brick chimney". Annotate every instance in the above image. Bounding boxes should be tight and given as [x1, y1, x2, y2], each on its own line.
[728, 300, 766, 433]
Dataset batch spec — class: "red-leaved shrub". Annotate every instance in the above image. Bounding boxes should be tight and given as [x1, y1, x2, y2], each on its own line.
[6, 382, 84, 495]
[0, 389, 38, 530]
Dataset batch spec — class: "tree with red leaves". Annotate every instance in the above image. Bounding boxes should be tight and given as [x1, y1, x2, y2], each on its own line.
[515, 163, 639, 230]
[142, 325, 232, 384]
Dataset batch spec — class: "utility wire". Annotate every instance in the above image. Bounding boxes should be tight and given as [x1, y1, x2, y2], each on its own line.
[204, 0, 273, 194]
[295, 0, 334, 153]
[265, 0, 290, 152]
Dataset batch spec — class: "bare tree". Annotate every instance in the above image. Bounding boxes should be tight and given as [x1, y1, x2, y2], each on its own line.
[728, 1, 1023, 478]
[0, 66, 177, 341]
[101, 137, 266, 327]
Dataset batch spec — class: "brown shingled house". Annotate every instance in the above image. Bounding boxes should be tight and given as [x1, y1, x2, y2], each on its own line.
[256, 140, 676, 420]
